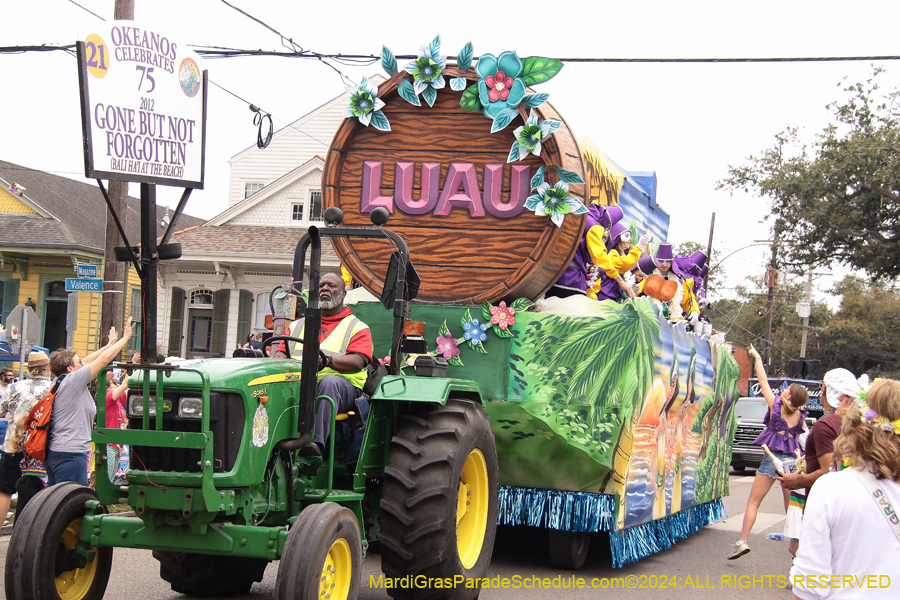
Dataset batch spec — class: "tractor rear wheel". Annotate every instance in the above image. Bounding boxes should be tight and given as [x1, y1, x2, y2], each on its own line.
[154, 551, 268, 596]
[275, 502, 362, 600]
[379, 399, 498, 600]
[548, 530, 591, 570]
[4, 482, 112, 600]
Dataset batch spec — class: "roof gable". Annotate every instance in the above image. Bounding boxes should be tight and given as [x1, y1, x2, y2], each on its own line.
[207, 156, 324, 226]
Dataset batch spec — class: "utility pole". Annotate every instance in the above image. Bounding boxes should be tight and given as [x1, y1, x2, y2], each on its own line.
[704, 212, 715, 291]
[799, 265, 813, 358]
[762, 224, 779, 367]
[100, 0, 135, 345]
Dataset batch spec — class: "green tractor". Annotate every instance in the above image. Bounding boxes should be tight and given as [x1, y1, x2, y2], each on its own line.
[4, 207, 499, 600]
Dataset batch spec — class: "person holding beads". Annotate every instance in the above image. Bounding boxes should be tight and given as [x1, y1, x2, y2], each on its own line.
[728, 344, 808, 560]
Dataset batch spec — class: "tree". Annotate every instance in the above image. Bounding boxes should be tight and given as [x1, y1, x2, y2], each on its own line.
[718, 69, 900, 279]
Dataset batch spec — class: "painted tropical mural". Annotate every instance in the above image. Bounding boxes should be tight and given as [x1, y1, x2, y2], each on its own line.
[352, 297, 740, 531]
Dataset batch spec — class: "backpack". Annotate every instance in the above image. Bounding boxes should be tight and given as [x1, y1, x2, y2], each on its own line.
[22, 377, 64, 462]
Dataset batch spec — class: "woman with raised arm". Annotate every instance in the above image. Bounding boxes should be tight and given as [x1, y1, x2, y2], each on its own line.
[727, 344, 808, 560]
[46, 317, 135, 487]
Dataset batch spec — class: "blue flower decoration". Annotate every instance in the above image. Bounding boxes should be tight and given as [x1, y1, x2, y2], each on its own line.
[463, 319, 489, 344]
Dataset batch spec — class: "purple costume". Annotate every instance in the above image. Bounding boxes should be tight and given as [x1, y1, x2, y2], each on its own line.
[753, 397, 808, 454]
[550, 204, 608, 295]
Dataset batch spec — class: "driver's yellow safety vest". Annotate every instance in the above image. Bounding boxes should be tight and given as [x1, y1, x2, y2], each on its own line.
[289, 316, 370, 389]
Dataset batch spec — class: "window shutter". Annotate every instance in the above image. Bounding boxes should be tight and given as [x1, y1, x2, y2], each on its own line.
[236, 290, 252, 347]
[210, 289, 231, 357]
[2, 279, 19, 324]
[167, 287, 185, 356]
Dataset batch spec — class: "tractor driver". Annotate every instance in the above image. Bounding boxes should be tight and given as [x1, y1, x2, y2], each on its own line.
[287, 272, 373, 456]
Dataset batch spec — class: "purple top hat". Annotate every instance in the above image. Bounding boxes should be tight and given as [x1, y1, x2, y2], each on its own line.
[690, 251, 708, 269]
[655, 243, 674, 262]
[637, 255, 657, 275]
[607, 222, 629, 251]
[596, 205, 624, 230]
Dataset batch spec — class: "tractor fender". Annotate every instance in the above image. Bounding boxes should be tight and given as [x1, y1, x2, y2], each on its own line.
[371, 375, 483, 405]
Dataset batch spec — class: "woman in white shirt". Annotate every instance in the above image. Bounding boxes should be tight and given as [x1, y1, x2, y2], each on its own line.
[790, 379, 900, 599]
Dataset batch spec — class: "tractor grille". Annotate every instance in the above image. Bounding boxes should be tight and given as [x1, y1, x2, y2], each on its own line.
[128, 393, 245, 474]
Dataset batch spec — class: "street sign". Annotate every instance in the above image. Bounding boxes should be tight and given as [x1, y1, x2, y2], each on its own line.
[76, 264, 98, 278]
[65, 278, 103, 292]
[5, 305, 40, 360]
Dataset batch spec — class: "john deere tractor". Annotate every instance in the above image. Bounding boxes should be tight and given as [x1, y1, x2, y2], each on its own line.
[4, 207, 499, 600]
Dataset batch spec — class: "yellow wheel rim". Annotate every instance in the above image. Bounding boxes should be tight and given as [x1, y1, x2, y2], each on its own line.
[320, 537, 352, 600]
[456, 448, 489, 569]
[56, 518, 99, 600]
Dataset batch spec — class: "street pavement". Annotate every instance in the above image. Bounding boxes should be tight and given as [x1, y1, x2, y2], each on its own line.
[0, 469, 796, 599]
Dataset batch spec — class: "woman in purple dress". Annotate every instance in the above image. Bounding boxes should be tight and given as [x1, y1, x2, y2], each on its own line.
[727, 345, 809, 560]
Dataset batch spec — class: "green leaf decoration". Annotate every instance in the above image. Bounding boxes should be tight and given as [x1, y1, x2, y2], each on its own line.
[530, 166, 546, 190]
[459, 85, 481, 112]
[521, 57, 564, 86]
[522, 93, 549, 108]
[556, 168, 585, 184]
[426, 34, 441, 60]
[493, 324, 514, 338]
[381, 46, 398, 75]
[462, 309, 474, 329]
[507, 141, 520, 164]
[510, 297, 535, 312]
[450, 77, 467, 91]
[438, 320, 450, 338]
[369, 110, 391, 132]
[398, 79, 421, 106]
[491, 108, 519, 133]
[457, 42, 473, 72]
[449, 351, 464, 367]
[472, 340, 488, 355]
[481, 300, 493, 322]
[422, 85, 437, 107]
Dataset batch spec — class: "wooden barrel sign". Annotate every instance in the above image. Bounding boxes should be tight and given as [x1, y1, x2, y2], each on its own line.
[323, 67, 586, 305]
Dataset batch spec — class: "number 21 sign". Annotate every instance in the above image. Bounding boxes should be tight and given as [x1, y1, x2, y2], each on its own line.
[77, 23, 207, 188]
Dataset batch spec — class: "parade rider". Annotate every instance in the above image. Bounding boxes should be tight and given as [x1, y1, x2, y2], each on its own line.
[287, 272, 373, 456]
[592, 221, 651, 301]
[646, 243, 700, 324]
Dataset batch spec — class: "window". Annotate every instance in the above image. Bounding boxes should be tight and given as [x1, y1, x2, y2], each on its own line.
[255, 292, 272, 330]
[244, 182, 264, 198]
[127, 288, 142, 353]
[309, 190, 322, 221]
[291, 203, 304, 222]
[190, 290, 214, 306]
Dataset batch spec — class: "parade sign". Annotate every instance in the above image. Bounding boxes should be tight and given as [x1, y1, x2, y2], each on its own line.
[77, 23, 207, 188]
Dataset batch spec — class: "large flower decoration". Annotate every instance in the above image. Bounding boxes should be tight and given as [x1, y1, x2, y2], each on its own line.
[525, 181, 589, 227]
[435, 332, 460, 359]
[475, 52, 526, 121]
[343, 77, 390, 131]
[509, 109, 561, 163]
[489, 301, 516, 330]
[404, 36, 447, 107]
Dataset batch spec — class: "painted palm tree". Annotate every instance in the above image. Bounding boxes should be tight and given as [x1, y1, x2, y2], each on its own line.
[530, 299, 658, 523]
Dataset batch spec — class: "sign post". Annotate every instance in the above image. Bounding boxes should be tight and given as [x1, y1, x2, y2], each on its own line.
[66, 293, 79, 348]
[5, 305, 40, 378]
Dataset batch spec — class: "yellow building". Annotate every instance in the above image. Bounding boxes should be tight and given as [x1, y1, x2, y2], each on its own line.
[1, 160, 203, 363]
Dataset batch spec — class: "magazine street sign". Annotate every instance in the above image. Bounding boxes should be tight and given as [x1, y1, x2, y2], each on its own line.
[77, 23, 207, 188]
[76, 264, 98, 278]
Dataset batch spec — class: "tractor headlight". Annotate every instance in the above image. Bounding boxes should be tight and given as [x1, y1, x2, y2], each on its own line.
[178, 396, 203, 419]
[127, 394, 156, 417]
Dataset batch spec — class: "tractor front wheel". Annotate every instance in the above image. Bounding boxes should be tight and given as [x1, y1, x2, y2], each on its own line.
[4, 482, 112, 600]
[275, 502, 362, 600]
[548, 529, 591, 570]
[379, 399, 499, 600]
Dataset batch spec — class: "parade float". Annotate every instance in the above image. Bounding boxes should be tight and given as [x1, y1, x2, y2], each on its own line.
[330, 36, 739, 567]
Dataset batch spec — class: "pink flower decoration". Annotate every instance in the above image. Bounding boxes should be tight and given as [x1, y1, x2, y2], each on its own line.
[489, 301, 517, 330]
[485, 71, 514, 103]
[436, 332, 460, 359]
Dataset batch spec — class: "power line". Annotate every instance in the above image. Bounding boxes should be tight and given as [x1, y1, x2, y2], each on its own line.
[67, 0, 106, 22]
